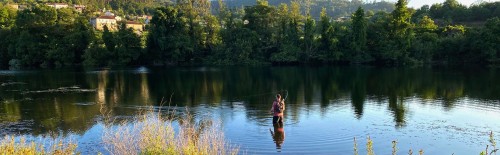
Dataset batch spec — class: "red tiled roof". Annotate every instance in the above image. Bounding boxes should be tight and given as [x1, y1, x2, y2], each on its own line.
[97, 16, 116, 19]
[46, 3, 68, 5]
[126, 21, 142, 25]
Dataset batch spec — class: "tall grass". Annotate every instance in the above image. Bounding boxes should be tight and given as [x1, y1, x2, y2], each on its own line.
[0, 136, 77, 155]
[101, 109, 239, 155]
[0, 105, 239, 155]
[366, 136, 374, 155]
[481, 131, 498, 155]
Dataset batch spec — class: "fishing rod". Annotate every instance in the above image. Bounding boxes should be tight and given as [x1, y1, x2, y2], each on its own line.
[281, 89, 288, 102]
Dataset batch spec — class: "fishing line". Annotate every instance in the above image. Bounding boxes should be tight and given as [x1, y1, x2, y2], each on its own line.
[281, 90, 288, 101]
[229, 89, 288, 102]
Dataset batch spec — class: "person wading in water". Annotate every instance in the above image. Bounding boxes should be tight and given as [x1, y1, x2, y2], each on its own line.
[270, 94, 285, 124]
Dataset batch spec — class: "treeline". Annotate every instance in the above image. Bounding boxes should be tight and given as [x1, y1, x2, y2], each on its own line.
[413, 0, 500, 24]
[147, 0, 500, 66]
[0, 3, 144, 68]
[214, 0, 396, 19]
[0, 0, 499, 68]
[3, 0, 158, 16]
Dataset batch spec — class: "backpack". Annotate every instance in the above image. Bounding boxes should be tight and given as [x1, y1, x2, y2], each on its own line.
[274, 101, 283, 113]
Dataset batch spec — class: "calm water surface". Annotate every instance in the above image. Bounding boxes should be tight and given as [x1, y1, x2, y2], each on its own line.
[1, 66, 500, 154]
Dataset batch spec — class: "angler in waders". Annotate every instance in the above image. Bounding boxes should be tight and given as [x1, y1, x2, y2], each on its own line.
[270, 94, 285, 124]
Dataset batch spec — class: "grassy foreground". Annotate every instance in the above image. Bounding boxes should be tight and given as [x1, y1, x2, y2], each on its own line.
[101, 111, 239, 155]
[0, 136, 77, 155]
[0, 109, 239, 155]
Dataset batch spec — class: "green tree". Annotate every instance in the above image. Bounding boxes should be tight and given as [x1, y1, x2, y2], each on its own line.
[243, 0, 277, 62]
[0, 4, 17, 68]
[270, 3, 302, 64]
[350, 6, 370, 63]
[317, 7, 341, 62]
[146, 6, 190, 65]
[0, 4, 17, 29]
[102, 25, 115, 52]
[388, 0, 414, 64]
[114, 23, 142, 65]
[367, 11, 391, 64]
[211, 7, 262, 65]
[46, 8, 89, 67]
[470, 17, 500, 64]
[416, 15, 437, 33]
[411, 15, 438, 63]
[302, 13, 316, 62]
[11, 5, 57, 67]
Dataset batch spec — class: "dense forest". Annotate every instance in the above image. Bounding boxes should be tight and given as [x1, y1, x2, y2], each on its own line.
[0, 0, 499, 68]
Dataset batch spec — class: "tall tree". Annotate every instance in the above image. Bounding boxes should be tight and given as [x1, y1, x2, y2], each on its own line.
[302, 13, 316, 62]
[317, 7, 341, 62]
[411, 15, 438, 64]
[243, 0, 276, 61]
[11, 5, 57, 67]
[389, 0, 413, 64]
[114, 23, 142, 65]
[350, 6, 369, 63]
[146, 6, 190, 65]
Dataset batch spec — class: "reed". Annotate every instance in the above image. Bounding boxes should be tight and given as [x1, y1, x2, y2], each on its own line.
[392, 140, 398, 155]
[0, 136, 77, 155]
[481, 131, 498, 155]
[101, 109, 239, 155]
[490, 131, 497, 155]
[366, 136, 374, 155]
[354, 137, 359, 155]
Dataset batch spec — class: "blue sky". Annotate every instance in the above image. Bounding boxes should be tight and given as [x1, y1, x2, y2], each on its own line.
[405, 0, 499, 8]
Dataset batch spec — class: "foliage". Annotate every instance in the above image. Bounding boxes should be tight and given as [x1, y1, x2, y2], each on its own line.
[349, 6, 369, 63]
[0, 0, 500, 68]
[146, 6, 190, 65]
[388, 0, 414, 65]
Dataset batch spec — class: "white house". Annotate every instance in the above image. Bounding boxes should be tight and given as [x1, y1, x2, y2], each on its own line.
[91, 16, 118, 31]
[73, 5, 86, 13]
[46, 3, 69, 9]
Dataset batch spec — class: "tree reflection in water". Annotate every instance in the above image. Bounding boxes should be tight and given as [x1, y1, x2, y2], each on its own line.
[0, 66, 499, 136]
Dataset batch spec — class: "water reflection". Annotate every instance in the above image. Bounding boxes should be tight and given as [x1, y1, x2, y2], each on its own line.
[270, 123, 285, 152]
[0, 66, 499, 136]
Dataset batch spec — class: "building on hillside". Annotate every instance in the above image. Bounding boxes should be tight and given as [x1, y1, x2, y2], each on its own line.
[335, 16, 351, 22]
[46, 3, 69, 9]
[115, 16, 122, 22]
[104, 11, 115, 16]
[91, 16, 118, 31]
[138, 15, 152, 25]
[125, 21, 145, 34]
[8, 4, 19, 10]
[73, 5, 86, 13]
[8, 3, 27, 11]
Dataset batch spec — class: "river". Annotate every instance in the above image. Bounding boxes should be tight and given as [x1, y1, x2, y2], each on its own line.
[1, 66, 499, 154]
